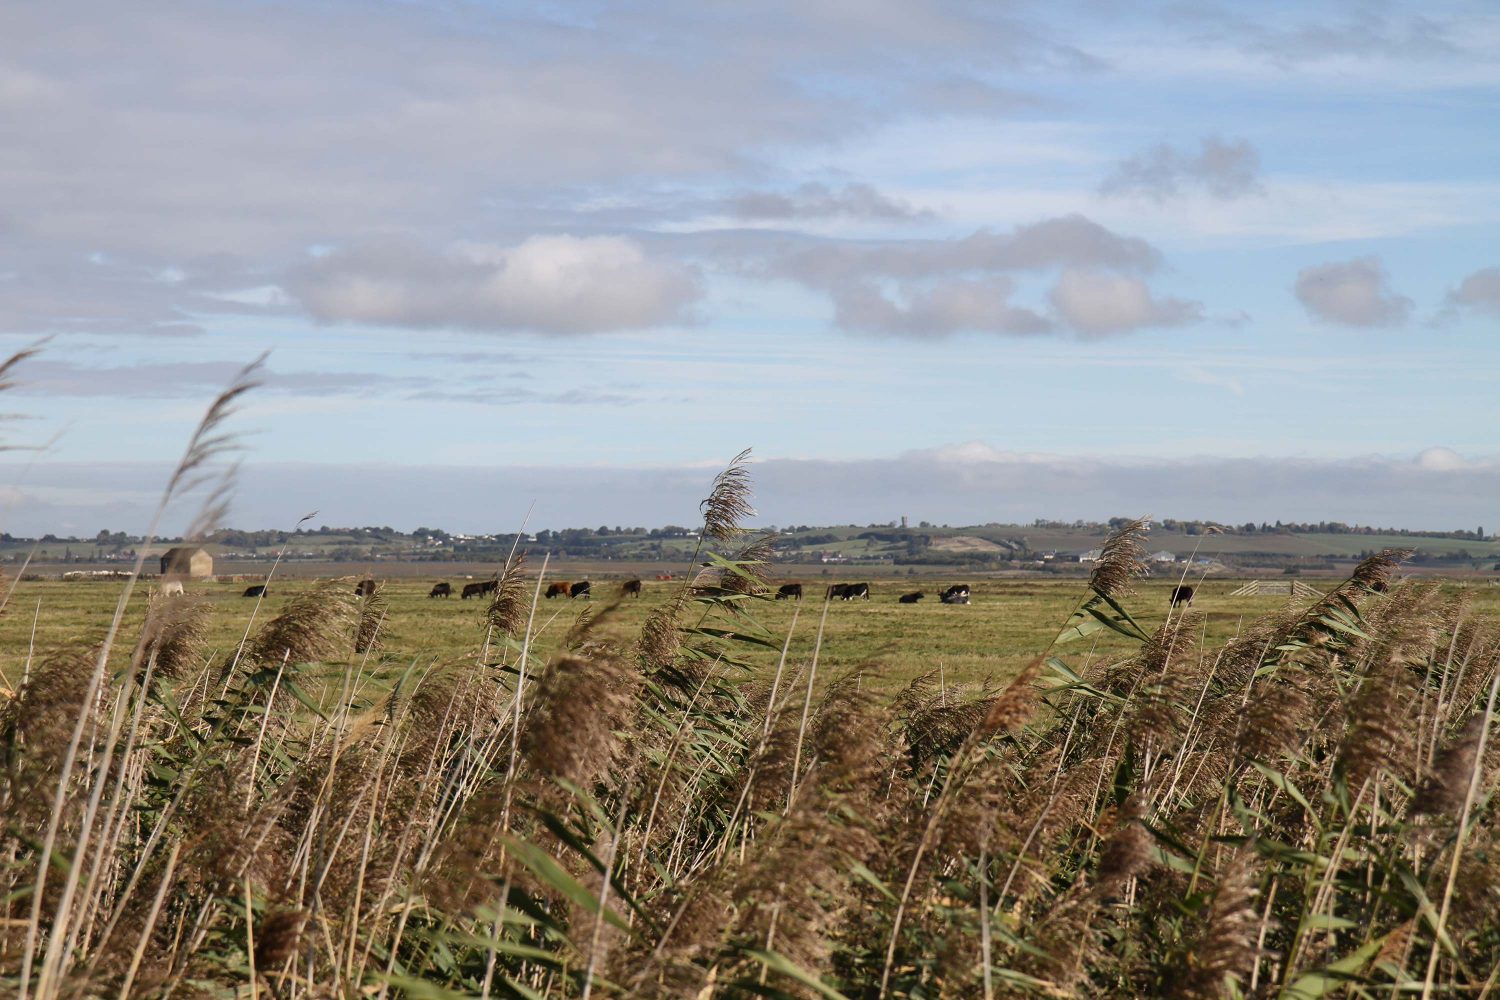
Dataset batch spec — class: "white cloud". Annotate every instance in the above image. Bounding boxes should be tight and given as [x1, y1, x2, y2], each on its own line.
[1446, 266, 1500, 315]
[756, 214, 1193, 336]
[1049, 269, 1202, 336]
[1413, 446, 1473, 471]
[1101, 136, 1263, 201]
[1294, 256, 1412, 327]
[292, 236, 700, 333]
[726, 182, 930, 223]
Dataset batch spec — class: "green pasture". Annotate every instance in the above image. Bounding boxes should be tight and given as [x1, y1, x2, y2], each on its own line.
[8, 572, 1500, 704]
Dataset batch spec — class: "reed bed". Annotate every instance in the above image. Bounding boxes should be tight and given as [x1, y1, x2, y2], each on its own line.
[2, 406, 1499, 997]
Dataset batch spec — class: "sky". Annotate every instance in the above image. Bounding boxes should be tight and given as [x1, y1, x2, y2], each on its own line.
[2, 0, 1498, 535]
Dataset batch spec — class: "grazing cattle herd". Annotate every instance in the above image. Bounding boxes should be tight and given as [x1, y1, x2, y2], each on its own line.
[185, 576, 1208, 616]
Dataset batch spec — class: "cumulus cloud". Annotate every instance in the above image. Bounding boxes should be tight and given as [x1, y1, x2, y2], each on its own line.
[1100, 136, 1263, 201]
[291, 236, 700, 333]
[757, 214, 1196, 336]
[1446, 266, 1500, 315]
[726, 182, 931, 223]
[829, 278, 1052, 336]
[1049, 270, 1202, 336]
[1294, 256, 1412, 327]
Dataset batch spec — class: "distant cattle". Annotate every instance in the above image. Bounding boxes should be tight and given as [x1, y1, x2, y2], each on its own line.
[841, 582, 871, 601]
[462, 580, 498, 600]
[898, 591, 924, 604]
[621, 579, 643, 598]
[776, 583, 803, 601]
[1170, 585, 1195, 607]
[546, 582, 572, 599]
[826, 583, 848, 600]
[243, 584, 268, 598]
[940, 584, 972, 605]
[159, 580, 184, 598]
[655, 573, 674, 581]
[355, 578, 376, 597]
[429, 582, 452, 598]
[570, 581, 591, 599]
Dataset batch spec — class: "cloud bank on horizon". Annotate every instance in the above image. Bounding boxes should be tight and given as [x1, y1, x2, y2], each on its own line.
[1, 0, 1497, 530]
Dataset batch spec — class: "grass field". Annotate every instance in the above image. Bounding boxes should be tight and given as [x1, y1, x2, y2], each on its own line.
[8, 571, 1500, 702]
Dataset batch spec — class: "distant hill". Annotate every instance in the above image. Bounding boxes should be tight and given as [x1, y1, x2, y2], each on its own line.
[8, 518, 1498, 575]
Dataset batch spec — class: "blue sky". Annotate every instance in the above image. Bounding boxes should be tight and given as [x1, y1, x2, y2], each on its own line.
[1, 1, 1497, 534]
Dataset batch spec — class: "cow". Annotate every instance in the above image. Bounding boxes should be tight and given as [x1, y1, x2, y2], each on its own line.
[355, 578, 376, 597]
[621, 579, 643, 598]
[429, 582, 452, 598]
[898, 591, 924, 604]
[461, 580, 497, 599]
[159, 580, 184, 598]
[1169, 585, 1195, 607]
[826, 583, 849, 600]
[776, 583, 803, 601]
[243, 584, 268, 598]
[842, 583, 871, 601]
[546, 582, 572, 599]
[940, 584, 972, 605]
[570, 580, 591, 599]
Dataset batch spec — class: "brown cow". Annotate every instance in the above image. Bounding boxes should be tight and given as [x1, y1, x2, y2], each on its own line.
[546, 582, 571, 599]
[621, 579, 643, 598]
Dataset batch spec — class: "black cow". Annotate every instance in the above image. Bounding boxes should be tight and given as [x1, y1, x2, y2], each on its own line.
[842, 582, 871, 601]
[940, 584, 971, 605]
[243, 584, 268, 598]
[1169, 585, 1195, 607]
[546, 582, 571, 599]
[776, 583, 803, 601]
[826, 583, 849, 600]
[429, 582, 452, 598]
[355, 578, 376, 597]
[570, 580, 591, 599]
[621, 579, 643, 598]
[461, 582, 485, 599]
[898, 591, 924, 604]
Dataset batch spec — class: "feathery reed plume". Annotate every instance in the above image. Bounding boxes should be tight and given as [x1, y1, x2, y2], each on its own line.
[715, 531, 777, 596]
[895, 672, 996, 768]
[484, 551, 530, 640]
[0, 338, 49, 395]
[1351, 547, 1412, 592]
[133, 594, 211, 678]
[1095, 795, 1154, 898]
[163, 354, 265, 503]
[522, 654, 639, 787]
[1089, 516, 1151, 599]
[252, 908, 308, 974]
[354, 582, 388, 655]
[1411, 714, 1485, 818]
[980, 656, 1044, 735]
[247, 580, 359, 667]
[700, 447, 755, 543]
[1175, 847, 1261, 1000]
[638, 593, 688, 673]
